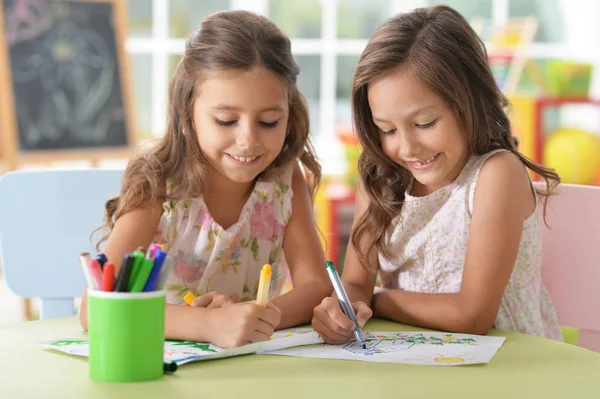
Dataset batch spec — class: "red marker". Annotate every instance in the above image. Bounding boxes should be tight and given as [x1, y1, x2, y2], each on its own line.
[101, 262, 115, 292]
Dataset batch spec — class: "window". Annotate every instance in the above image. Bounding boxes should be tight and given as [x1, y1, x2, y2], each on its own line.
[129, 54, 152, 139]
[125, 0, 579, 173]
[270, 0, 322, 38]
[168, 0, 230, 38]
[509, 0, 562, 43]
[337, 0, 391, 39]
[126, 0, 152, 38]
[296, 55, 322, 140]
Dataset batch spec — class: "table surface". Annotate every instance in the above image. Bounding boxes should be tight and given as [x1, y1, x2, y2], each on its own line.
[1, 317, 600, 399]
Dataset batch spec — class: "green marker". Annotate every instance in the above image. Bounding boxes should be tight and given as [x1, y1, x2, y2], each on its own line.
[127, 249, 146, 291]
[130, 257, 154, 292]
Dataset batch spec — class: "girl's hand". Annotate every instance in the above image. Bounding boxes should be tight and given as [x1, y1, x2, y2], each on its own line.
[207, 301, 282, 348]
[190, 291, 235, 309]
[311, 296, 373, 344]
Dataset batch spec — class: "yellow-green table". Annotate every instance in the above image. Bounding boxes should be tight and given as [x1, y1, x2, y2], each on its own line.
[1, 317, 600, 398]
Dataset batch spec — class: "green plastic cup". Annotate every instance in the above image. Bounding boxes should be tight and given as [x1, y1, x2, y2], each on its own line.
[88, 290, 165, 382]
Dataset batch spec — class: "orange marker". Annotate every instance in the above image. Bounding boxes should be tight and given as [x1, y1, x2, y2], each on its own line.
[101, 262, 115, 292]
[183, 292, 196, 305]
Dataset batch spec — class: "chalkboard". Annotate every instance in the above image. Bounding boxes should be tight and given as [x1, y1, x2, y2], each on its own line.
[0, 0, 134, 168]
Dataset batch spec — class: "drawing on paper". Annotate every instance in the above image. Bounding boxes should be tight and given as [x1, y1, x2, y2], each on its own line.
[41, 329, 505, 367]
[40, 328, 324, 366]
[342, 336, 414, 356]
[265, 330, 505, 366]
[341, 332, 480, 356]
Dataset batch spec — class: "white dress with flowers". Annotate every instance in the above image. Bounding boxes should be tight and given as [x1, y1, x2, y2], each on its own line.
[153, 167, 293, 305]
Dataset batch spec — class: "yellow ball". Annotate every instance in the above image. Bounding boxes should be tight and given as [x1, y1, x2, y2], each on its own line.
[544, 128, 600, 185]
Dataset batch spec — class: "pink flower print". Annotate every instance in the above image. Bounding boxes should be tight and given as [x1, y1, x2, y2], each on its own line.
[273, 222, 286, 239]
[174, 262, 201, 283]
[172, 250, 207, 283]
[251, 200, 276, 240]
[196, 209, 213, 229]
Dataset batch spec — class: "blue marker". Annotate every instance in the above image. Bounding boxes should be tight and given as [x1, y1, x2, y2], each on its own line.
[325, 260, 367, 349]
[95, 253, 108, 270]
[143, 250, 167, 291]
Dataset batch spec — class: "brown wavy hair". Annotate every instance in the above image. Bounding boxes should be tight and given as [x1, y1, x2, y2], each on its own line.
[351, 5, 559, 267]
[96, 10, 321, 249]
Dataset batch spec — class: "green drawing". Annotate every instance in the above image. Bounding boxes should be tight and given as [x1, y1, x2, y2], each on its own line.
[50, 339, 88, 346]
[168, 341, 217, 352]
[363, 333, 478, 346]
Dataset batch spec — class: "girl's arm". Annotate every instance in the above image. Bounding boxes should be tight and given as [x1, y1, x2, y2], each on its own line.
[334, 180, 379, 303]
[310, 181, 378, 343]
[270, 166, 332, 329]
[79, 201, 280, 347]
[373, 152, 536, 335]
[79, 201, 214, 340]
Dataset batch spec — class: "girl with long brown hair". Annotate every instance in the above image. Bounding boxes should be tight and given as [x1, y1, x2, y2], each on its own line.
[313, 5, 562, 342]
[80, 10, 331, 348]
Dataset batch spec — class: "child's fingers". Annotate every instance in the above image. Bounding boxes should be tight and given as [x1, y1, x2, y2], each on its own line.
[248, 330, 272, 343]
[258, 307, 282, 328]
[316, 297, 355, 331]
[312, 316, 353, 344]
[314, 305, 354, 339]
[206, 294, 233, 308]
[325, 302, 356, 332]
[265, 301, 281, 313]
[352, 302, 373, 328]
[190, 292, 214, 307]
[253, 319, 277, 337]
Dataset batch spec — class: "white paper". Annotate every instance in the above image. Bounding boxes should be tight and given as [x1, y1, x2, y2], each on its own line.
[40, 328, 323, 366]
[40, 329, 505, 366]
[266, 331, 506, 366]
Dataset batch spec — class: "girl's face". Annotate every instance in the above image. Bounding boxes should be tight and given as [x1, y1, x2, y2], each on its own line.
[193, 66, 288, 186]
[367, 65, 468, 196]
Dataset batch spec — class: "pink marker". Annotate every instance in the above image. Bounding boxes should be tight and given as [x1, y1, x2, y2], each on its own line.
[87, 259, 103, 290]
[147, 243, 161, 259]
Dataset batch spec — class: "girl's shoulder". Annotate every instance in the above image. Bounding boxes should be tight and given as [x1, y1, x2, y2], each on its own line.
[470, 149, 529, 187]
[467, 149, 535, 218]
[255, 162, 296, 200]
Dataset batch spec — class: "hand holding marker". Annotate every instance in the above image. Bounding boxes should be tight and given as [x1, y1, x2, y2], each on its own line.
[325, 261, 367, 349]
[183, 264, 272, 307]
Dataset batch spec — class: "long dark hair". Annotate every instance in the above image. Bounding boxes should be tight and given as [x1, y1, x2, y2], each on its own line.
[96, 10, 321, 249]
[351, 5, 559, 266]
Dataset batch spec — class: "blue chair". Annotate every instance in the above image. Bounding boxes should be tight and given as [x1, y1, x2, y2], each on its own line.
[0, 169, 123, 319]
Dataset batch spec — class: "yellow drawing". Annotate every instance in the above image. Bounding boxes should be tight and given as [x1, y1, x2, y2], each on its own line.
[417, 353, 472, 364]
[434, 355, 465, 364]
